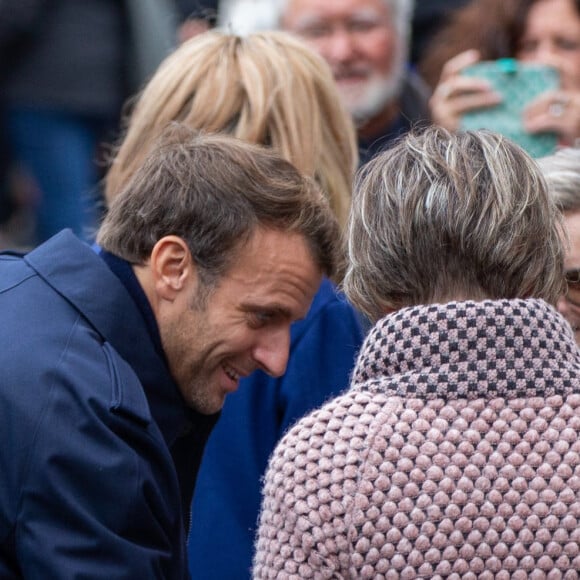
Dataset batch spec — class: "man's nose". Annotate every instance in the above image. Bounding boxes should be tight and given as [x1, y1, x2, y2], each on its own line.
[322, 28, 356, 64]
[531, 41, 559, 64]
[252, 328, 291, 378]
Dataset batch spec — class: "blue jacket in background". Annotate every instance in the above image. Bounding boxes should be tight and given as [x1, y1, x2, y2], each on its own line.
[0, 230, 217, 579]
[188, 278, 364, 578]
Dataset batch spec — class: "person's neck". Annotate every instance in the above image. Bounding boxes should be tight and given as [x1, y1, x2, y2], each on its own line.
[356, 100, 399, 141]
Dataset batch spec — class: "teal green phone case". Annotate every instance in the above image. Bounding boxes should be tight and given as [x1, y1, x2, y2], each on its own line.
[460, 59, 560, 158]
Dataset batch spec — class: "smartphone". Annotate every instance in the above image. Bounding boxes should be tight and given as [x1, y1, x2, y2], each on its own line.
[459, 58, 560, 158]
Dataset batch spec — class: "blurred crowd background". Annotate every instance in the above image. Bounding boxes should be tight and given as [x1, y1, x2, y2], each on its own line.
[0, 0, 471, 250]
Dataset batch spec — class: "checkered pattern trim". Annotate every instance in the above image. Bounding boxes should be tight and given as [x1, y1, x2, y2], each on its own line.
[352, 299, 580, 399]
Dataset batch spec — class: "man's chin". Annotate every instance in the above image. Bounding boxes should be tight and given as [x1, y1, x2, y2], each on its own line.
[184, 381, 228, 415]
[339, 74, 403, 125]
[191, 396, 225, 416]
[345, 92, 391, 125]
[338, 84, 370, 112]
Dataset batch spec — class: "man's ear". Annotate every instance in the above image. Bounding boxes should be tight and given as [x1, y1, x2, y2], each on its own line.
[150, 236, 196, 301]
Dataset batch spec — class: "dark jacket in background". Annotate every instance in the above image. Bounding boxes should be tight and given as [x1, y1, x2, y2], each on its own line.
[411, 0, 472, 65]
[0, 0, 177, 115]
[358, 70, 431, 166]
[0, 0, 178, 245]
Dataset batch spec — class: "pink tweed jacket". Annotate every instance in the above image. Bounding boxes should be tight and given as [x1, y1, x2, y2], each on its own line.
[253, 299, 580, 579]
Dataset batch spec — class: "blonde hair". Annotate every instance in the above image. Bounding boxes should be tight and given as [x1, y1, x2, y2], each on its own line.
[105, 30, 357, 229]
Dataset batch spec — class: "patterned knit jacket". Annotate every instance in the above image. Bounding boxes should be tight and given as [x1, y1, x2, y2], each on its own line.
[253, 299, 580, 579]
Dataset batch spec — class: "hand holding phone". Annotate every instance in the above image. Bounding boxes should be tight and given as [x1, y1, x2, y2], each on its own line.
[459, 58, 560, 157]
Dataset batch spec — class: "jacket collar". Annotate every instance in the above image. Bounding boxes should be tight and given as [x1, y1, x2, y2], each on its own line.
[352, 298, 580, 400]
[23, 230, 214, 448]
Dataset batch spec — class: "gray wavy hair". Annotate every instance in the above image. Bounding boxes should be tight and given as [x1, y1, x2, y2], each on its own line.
[537, 147, 580, 213]
[218, 0, 415, 47]
[344, 127, 565, 321]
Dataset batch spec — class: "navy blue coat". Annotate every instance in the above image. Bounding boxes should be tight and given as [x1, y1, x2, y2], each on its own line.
[0, 230, 217, 579]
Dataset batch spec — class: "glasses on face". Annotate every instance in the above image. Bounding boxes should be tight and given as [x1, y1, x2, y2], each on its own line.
[565, 268, 580, 307]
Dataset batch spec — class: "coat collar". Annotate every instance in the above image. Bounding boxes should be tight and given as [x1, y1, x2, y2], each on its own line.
[24, 230, 217, 448]
[352, 298, 580, 400]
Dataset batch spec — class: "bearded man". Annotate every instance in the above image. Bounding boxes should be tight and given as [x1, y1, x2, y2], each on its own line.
[220, 0, 431, 164]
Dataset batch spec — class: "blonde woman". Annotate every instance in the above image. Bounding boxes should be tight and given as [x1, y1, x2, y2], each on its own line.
[105, 30, 364, 578]
[106, 31, 356, 228]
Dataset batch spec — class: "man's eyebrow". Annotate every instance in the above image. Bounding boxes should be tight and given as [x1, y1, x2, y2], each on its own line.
[292, 8, 384, 28]
[241, 303, 294, 319]
[290, 14, 326, 29]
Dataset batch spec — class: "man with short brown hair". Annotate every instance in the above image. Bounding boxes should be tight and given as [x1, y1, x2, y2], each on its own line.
[0, 126, 337, 578]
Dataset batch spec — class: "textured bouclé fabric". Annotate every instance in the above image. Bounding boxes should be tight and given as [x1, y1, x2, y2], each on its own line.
[253, 299, 580, 579]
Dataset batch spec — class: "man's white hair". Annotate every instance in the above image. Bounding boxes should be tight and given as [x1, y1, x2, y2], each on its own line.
[218, 0, 415, 48]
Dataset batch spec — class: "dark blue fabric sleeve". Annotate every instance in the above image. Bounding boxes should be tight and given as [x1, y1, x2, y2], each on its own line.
[14, 339, 188, 579]
[277, 288, 365, 432]
[0, 0, 46, 54]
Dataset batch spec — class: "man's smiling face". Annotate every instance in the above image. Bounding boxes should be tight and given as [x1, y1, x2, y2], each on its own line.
[159, 227, 322, 414]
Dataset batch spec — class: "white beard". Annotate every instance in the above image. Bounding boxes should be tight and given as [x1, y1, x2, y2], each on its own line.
[338, 45, 407, 126]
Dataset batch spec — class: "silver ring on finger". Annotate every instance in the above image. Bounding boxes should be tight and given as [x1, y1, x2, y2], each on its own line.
[438, 82, 453, 100]
[549, 97, 570, 117]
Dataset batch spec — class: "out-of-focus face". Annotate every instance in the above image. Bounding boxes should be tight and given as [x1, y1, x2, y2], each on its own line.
[158, 228, 321, 414]
[517, 0, 580, 89]
[281, 0, 404, 123]
[557, 211, 580, 343]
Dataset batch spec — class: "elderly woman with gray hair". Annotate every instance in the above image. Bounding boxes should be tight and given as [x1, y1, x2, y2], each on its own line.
[253, 127, 580, 578]
[538, 146, 580, 344]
